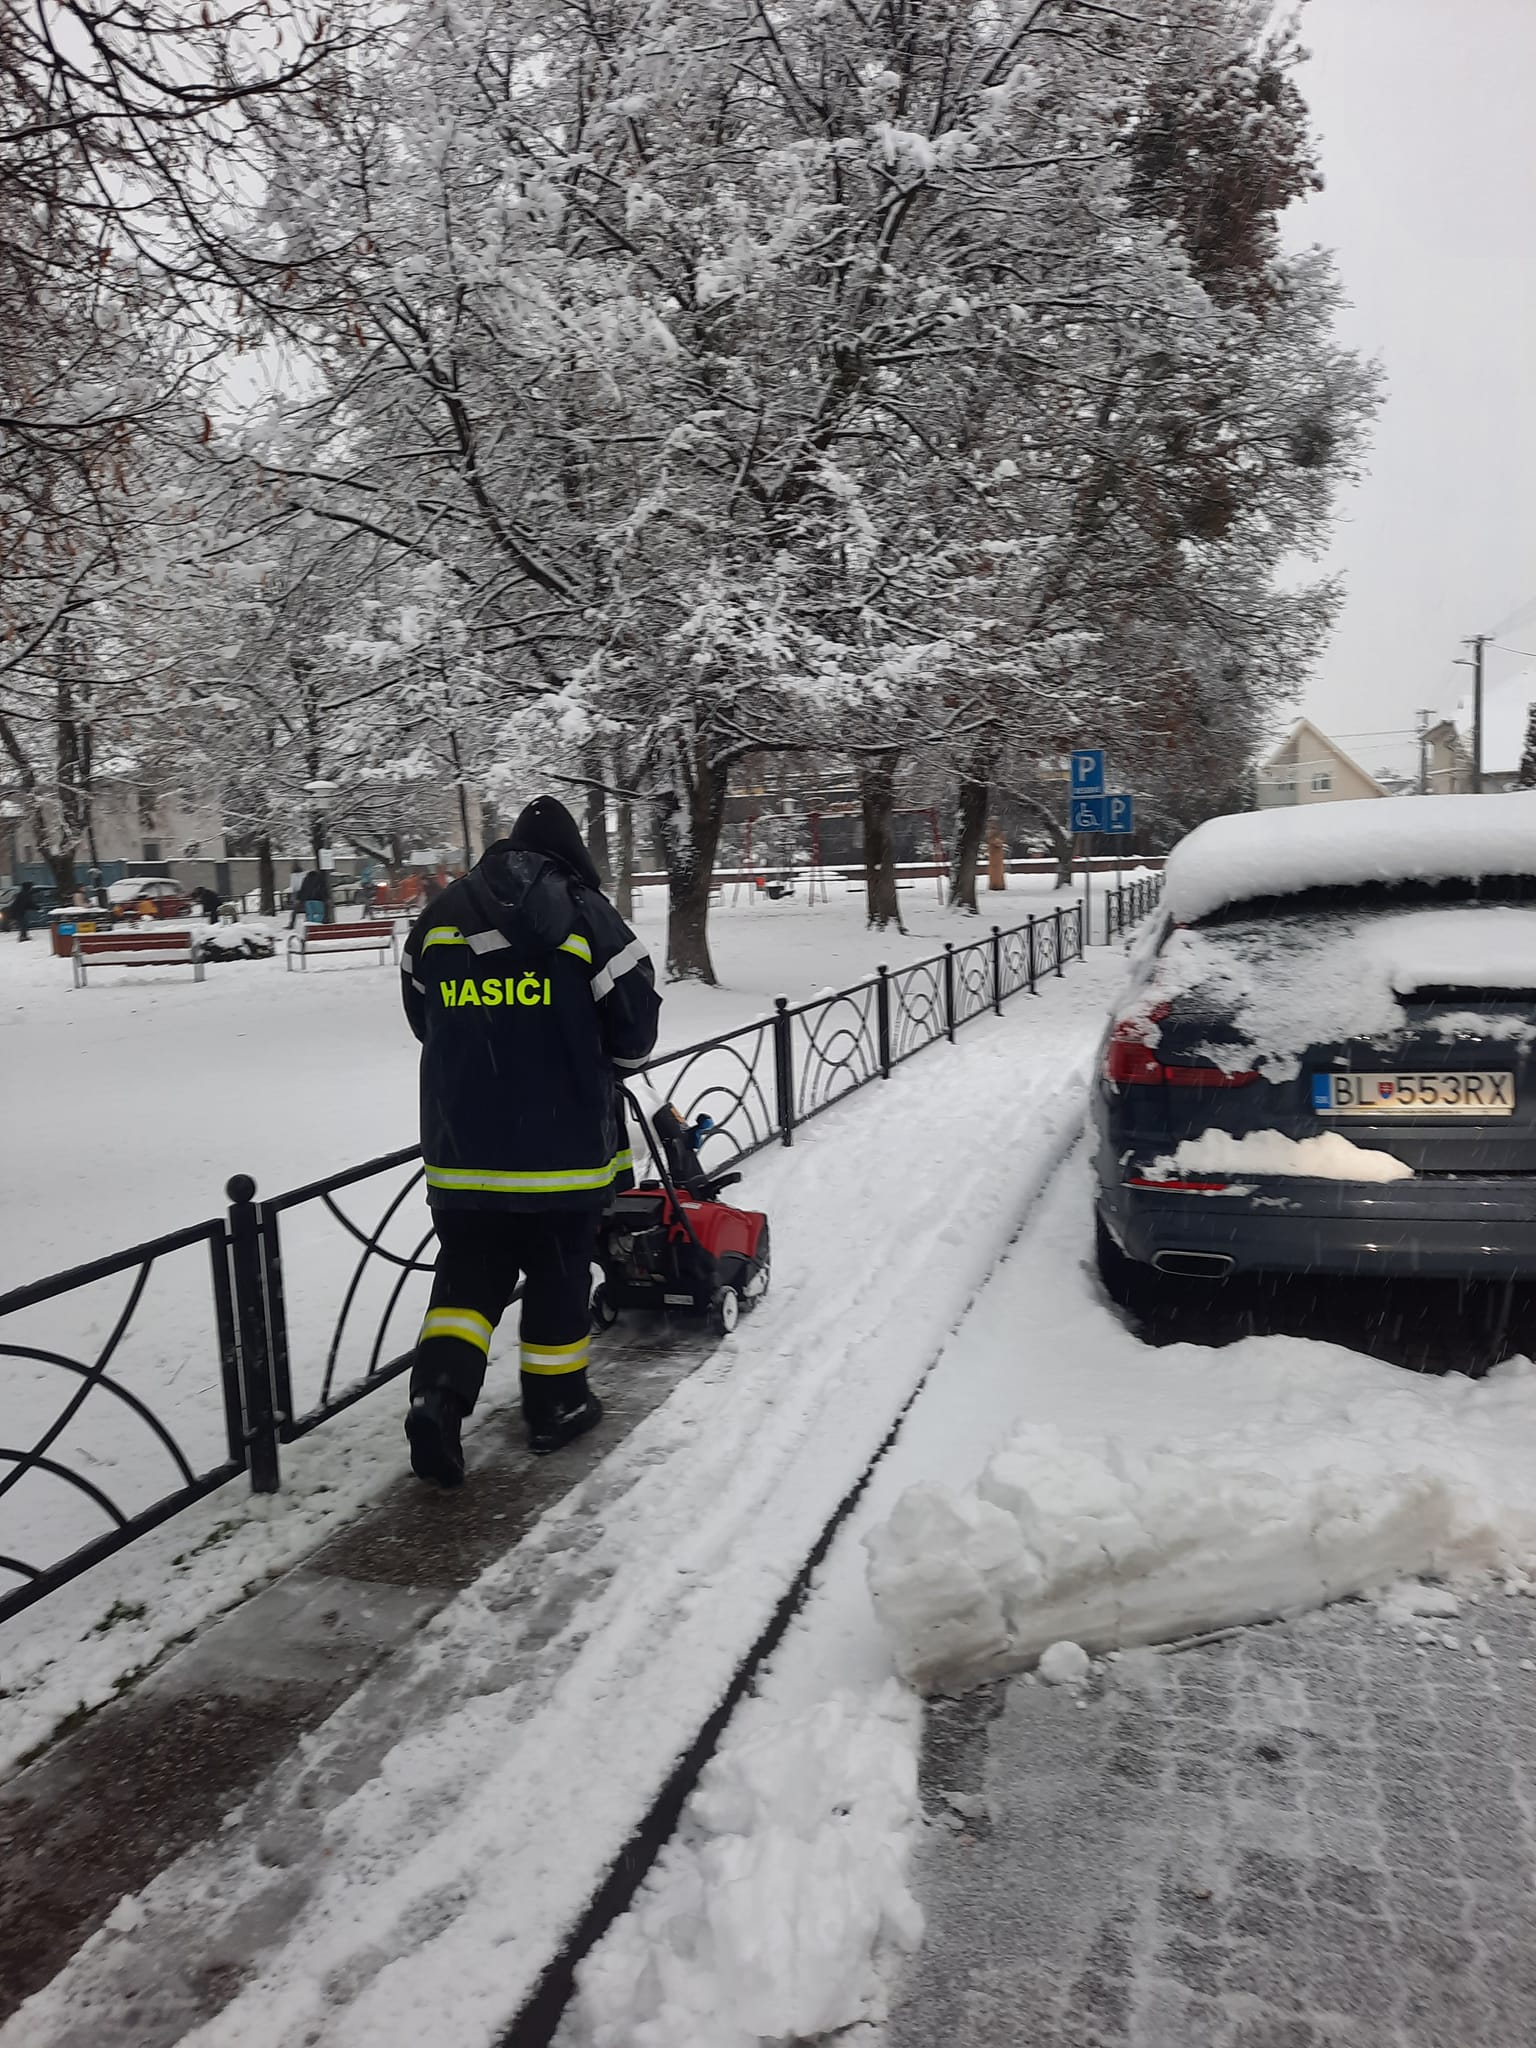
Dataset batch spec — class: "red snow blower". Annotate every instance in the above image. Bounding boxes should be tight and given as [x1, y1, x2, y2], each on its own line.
[592, 1087, 771, 1336]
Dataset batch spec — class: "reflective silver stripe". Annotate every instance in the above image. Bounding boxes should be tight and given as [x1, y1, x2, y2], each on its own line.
[467, 929, 511, 955]
[520, 1335, 590, 1376]
[591, 937, 649, 1001]
[411, 975, 426, 993]
[612, 1054, 649, 1070]
[401, 950, 414, 974]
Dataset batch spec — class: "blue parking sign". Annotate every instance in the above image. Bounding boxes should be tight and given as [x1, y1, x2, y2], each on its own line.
[1071, 795, 1107, 832]
[1105, 793, 1135, 835]
[1070, 749, 1105, 795]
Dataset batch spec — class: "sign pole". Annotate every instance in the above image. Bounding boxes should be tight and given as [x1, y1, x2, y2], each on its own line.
[1084, 835, 1093, 947]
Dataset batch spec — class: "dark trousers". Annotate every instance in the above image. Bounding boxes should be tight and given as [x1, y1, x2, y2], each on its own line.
[411, 1208, 599, 1419]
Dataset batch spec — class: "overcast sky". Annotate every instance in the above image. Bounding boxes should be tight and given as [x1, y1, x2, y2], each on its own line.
[1280, 0, 1536, 783]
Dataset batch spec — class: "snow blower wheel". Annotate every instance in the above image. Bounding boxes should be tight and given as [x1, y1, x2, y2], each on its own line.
[711, 1286, 740, 1336]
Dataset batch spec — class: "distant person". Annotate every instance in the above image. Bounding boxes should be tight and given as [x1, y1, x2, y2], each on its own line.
[192, 886, 222, 924]
[291, 868, 327, 926]
[400, 795, 660, 1487]
[7, 881, 36, 940]
[358, 874, 377, 918]
[286, 869, 305, 927]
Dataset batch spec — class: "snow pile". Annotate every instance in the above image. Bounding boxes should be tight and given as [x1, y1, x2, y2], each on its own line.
[1384, 907, 1536, 991]
[1163, 790, 1536, 927]
[1036, 1639, 1091, 1687]
[1154, 1127, 1414, 1181]
[866, 1410, 1529, 1695]
[573, 1686, 923, 2048]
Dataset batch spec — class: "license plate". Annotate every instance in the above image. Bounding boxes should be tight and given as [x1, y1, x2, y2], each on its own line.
[1311, 1071, 1515, 1117]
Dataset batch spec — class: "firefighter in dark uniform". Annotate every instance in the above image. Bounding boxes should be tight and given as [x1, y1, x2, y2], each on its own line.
[400, 796, 660, 1486]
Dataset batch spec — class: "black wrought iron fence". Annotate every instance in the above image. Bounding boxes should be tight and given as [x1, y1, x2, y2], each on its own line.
[1105, 872, 1166, 944]
[0, 896, 1118, 1627]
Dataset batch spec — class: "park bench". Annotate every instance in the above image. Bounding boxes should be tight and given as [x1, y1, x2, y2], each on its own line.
[72, 928, 205, 988]
[285, 919, 400, 971]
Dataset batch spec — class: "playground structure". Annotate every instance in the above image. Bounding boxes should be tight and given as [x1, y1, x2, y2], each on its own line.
[730, 803, 951, 906]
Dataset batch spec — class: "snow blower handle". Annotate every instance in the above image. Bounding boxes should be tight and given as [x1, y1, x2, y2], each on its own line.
[620, 1083, 740, 1205]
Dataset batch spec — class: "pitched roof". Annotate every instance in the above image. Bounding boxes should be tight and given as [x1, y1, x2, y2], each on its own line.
[1259, 719, 1390, 797]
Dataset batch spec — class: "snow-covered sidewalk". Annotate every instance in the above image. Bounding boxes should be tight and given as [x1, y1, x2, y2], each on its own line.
[1, 948, 1122, 2047]
[570, 1155, 1536, 2044]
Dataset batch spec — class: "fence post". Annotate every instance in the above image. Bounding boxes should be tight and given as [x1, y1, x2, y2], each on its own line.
[226, 1175, 281, 1494]
[877, 965, 892, 1077]
[943, 943, 956, 1042]
[773, 996, 795, 1146]
[1053, 904, 1065, 977]
[991, 926, 1004, 1015]
[1026, 915, 1038, 995]
[1074, 901, 1084, 960]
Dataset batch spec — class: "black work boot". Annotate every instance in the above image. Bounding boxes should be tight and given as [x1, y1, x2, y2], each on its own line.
[405, 1386, 467, 1487]
[524, 1373, 603, 1457]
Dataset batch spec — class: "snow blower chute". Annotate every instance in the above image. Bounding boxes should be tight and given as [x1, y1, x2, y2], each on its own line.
[592, 1085, 771, 1336]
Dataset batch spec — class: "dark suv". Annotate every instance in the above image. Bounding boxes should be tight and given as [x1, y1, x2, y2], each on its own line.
[1094, 813, 1536, 1306]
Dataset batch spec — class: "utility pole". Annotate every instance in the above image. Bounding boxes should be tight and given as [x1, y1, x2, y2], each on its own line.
[1416, 709, 1432, 795]
[1466, 634, 1487, 793]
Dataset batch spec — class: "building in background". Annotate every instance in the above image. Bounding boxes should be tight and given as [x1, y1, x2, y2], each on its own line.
[1255, 720, 1389, 807]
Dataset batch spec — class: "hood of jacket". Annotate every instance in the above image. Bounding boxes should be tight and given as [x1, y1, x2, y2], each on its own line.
[508, 795, 604, 893]
[466, 841, 577, 954]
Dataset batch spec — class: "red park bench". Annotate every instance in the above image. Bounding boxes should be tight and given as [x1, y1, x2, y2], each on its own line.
[72, 928, 205, 988]
[285, 919, 401, 971]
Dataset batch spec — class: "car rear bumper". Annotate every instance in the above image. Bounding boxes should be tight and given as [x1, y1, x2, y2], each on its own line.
[1098, 1155, 1536, 1280]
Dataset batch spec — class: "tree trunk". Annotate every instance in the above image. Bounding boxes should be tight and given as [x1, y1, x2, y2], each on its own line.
[1009, 790, 1075, 887]
[855, 750, 904, 931]
[615, 794, 635, 919]
[659, 742, 728, 984]
[585, 749, 613, 891]
[257, 835, 277, 916]
[949, 775, 989, 913]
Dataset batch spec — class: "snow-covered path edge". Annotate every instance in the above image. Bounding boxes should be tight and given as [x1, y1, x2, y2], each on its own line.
[3, 961, 1121, 2048]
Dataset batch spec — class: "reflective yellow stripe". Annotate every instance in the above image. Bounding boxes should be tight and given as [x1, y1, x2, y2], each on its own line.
[423, 1149, 630, 1195]
[612, 1148, 634, 1176]
[520, 1335, 591, 1376]
[420, 1306, 493, 1354]
[559, 933, 592, 964]
[422, 926, 466, 949]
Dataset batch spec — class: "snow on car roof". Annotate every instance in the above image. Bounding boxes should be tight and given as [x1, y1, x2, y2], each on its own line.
[1163, 791, 1536, 926]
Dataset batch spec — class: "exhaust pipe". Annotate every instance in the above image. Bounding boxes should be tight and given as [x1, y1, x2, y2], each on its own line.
[1151, 1250, 1235, 1280]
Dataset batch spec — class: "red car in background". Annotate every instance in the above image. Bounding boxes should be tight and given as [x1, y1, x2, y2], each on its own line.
[105, 877, 195, 921]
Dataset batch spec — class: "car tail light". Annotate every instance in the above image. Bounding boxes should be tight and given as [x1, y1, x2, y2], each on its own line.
[1105, 1028, 1167, 1085]
[1104, 1006, 1257, 1088]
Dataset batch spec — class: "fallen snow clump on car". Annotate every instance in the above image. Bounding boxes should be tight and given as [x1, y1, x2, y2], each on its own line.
[573, 1684, 923, 2047]
[1156, 1127, 1414, 1181]
[1162, 789, 1536, 927]
[865, 1402, 1536, 1695]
